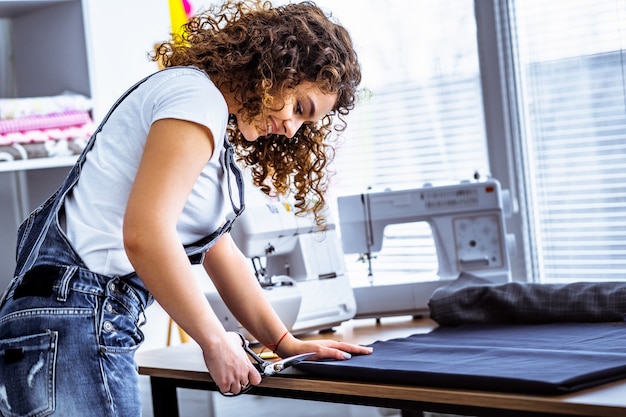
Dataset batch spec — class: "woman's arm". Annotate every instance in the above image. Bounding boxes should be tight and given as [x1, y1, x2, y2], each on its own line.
[123, 118, 261, 394]
[203, 233, 374, 360]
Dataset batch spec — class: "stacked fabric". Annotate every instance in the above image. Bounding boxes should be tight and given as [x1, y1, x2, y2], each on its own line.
[0, 92, 95, 163]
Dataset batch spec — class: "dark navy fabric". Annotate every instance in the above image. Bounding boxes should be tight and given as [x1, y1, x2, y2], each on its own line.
[295, 322, 626, 394]
[428, 273, 626, 326]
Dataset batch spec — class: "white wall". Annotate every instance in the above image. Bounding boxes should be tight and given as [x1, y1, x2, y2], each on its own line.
[81, 0, 170, 121]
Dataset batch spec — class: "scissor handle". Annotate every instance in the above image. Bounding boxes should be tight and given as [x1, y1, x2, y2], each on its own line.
[219, 332, 266, 397]
[233, 332, 271, 374]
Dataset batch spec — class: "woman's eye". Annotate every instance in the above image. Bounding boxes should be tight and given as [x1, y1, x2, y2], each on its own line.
[296, 102, 304, 115]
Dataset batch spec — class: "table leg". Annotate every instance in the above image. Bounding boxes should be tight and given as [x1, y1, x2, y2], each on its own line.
[150, 377, 180, 417]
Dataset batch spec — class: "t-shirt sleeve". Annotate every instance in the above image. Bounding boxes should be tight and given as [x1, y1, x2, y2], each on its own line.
[147, 68, 229, 158]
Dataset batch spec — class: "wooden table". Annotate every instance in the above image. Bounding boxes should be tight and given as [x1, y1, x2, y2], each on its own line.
[136, 316, 626, 417]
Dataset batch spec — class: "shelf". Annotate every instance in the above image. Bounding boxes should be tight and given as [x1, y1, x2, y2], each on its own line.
[0, 155, 77, 172]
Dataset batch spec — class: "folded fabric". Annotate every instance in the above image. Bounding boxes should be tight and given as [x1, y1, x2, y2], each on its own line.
[296, 322, 626, 394]
[0, 123, 94, 145]
[0, 139, 87, 162]
[0, 93, 92, 119]
[428, 273, 626, 326]
[0, 111, 92, 134]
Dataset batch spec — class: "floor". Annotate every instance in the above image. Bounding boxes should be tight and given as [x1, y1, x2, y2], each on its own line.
[139, 375, 402, 417]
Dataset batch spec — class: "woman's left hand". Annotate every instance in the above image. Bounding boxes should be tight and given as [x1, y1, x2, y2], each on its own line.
[277, 336, 373, 361]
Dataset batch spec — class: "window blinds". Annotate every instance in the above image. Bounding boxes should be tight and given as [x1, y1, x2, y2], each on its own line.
[506, 0, 626, 282]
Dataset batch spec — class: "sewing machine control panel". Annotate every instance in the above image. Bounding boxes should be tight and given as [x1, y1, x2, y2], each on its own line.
[453, 214, 504, 269]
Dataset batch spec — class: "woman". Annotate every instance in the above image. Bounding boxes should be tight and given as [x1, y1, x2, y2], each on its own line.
[0, 1, 371, 416]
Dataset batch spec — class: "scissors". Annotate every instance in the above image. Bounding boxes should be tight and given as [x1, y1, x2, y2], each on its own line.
[222, 332, 315, 396]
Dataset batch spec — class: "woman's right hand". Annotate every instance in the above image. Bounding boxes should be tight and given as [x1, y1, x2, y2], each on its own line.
[201, 331, 262, 395]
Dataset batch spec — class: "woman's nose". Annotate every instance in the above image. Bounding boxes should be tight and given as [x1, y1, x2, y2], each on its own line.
[284, 118, 304, 139]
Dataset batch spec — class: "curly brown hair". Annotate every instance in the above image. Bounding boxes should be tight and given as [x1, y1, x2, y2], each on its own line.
[152, 0, 361, 228]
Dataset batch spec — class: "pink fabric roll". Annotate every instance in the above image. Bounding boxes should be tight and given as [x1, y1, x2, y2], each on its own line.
[0, 111, 93, 134]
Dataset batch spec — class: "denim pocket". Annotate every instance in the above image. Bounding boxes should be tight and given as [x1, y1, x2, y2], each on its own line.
[0, 331, 57, 417]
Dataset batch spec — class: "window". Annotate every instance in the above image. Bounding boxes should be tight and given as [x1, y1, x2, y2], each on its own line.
[499, 0, 626, 282]
[324, 0, 626, 286]
[315, 0, 489, 286]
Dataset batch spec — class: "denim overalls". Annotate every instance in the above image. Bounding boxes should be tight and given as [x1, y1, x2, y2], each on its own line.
[0, 68, 244, 417]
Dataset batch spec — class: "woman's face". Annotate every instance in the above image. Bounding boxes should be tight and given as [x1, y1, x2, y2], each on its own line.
[234, 81, 337, 141]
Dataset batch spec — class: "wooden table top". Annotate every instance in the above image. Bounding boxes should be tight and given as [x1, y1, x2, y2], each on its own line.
[137, 316, 626, 417]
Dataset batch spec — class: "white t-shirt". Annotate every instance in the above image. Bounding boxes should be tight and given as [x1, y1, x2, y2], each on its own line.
[64, 67, 231, 276]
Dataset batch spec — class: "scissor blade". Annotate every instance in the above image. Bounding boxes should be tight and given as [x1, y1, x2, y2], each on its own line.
[263, 352, 315, 375]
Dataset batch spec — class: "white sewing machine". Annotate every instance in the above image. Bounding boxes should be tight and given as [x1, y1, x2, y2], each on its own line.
[337, 178, 516, 318]
[205, 198, 357, 337]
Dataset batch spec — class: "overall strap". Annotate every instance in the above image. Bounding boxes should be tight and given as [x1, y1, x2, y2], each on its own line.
[224, 136, 246, 218]
[184, 136, 246, 263]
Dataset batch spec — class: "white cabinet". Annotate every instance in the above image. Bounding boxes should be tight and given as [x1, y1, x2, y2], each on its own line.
[0, 0, 169, 288]
[5, 1, 90, 97]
